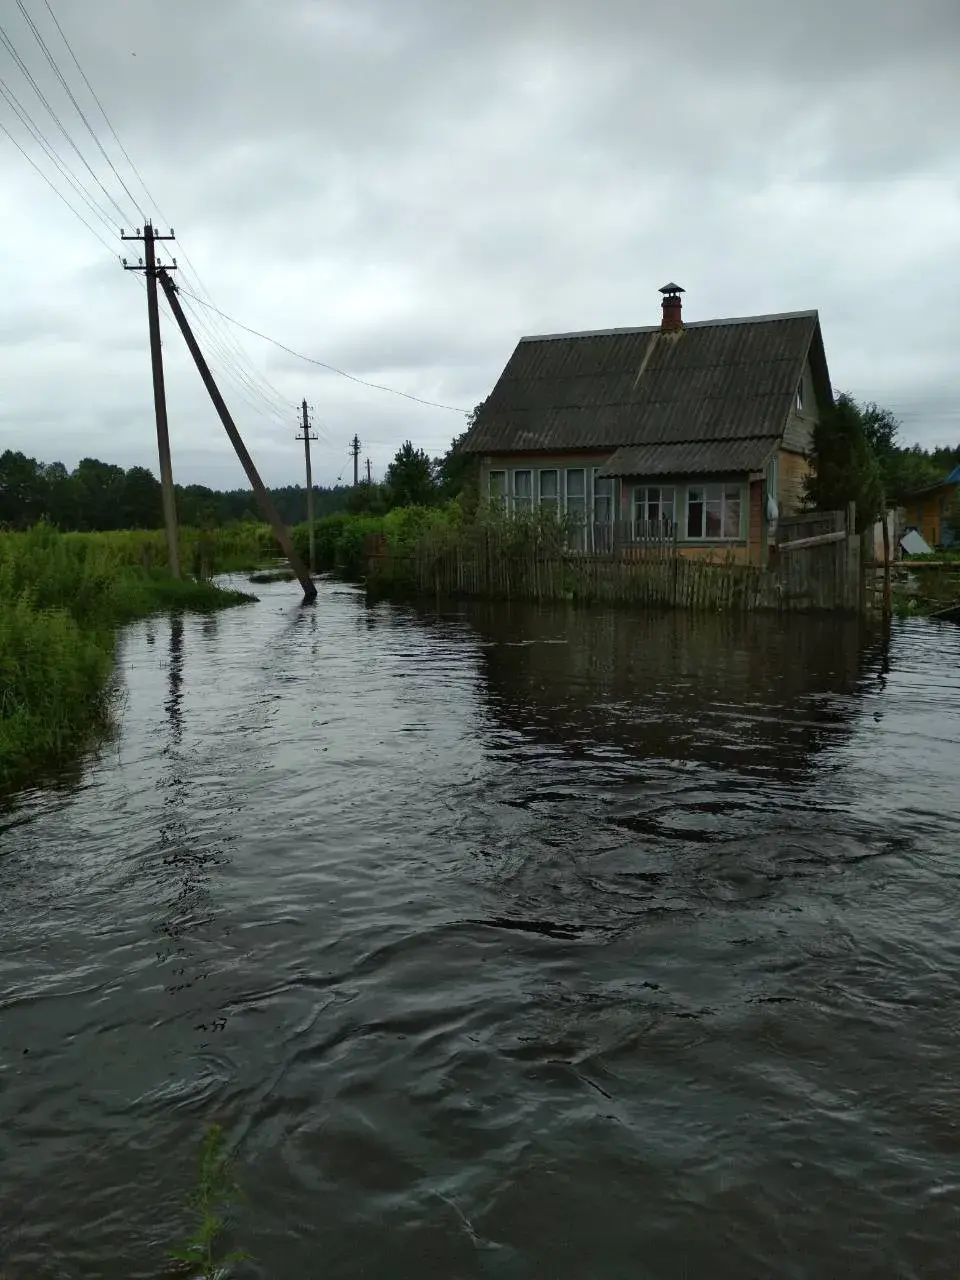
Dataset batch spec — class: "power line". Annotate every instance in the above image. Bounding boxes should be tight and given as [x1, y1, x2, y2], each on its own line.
[41, 0, 157, 217]
[0, 115, 116, 254]
[0, 17, 131, 225]
[176, 287, 471, 416]
[15, 0, 143, 217]
[0, 74, 119, 232]
[23, 0, 301, 422]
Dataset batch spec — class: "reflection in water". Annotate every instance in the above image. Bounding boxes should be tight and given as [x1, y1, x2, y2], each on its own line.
[154, 614, 220, 992]
[461, 604, 885, 780]
[1, 584, 958, 1280]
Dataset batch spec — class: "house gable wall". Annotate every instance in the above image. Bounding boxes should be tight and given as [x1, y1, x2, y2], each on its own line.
[782, 356, 821, 454]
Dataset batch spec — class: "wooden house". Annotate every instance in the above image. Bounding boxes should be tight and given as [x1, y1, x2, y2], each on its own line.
[461, 284, 834, 566]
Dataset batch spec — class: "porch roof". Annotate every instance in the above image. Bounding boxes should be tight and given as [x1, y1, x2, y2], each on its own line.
[596, 437, 778, 478]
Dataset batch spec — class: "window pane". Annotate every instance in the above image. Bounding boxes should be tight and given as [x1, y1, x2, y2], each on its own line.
[513, 470, 533, 513]
[489, 470, 506, 499]
[723, 488, 741, 538]
[594, 475, 614, 525]
[662, 488, 676, 526]
[539, 469, 558, 500]
[566, 469, 585, 499]
[687, 490, 704, 538]
[705, 499, 722, 537]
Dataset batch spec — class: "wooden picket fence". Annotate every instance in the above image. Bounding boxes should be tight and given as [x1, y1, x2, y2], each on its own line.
[366, 510, 864, 613]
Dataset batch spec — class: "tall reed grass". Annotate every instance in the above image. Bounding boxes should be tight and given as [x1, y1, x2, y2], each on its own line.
[0, 525, 254, 793]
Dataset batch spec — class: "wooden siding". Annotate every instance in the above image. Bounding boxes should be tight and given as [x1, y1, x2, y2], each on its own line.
[902, 487, 957, 549]
[782, 358, 819, 454]
[748, 478, 764, 566]
[779, 449, 811, 517]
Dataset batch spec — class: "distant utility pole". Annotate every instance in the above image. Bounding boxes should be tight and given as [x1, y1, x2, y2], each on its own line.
[296, 398, 318, 573]
[122, 221, 180, 577]
[350, 434, 361, 486]
[365, 457, 372, 485]
[156, 267, 317, 604]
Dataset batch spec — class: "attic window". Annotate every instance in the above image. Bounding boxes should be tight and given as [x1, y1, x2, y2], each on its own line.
[795, 380, 804, 411]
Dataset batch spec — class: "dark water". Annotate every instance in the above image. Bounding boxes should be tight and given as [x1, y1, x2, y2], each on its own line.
[2, 580, 959, 1279]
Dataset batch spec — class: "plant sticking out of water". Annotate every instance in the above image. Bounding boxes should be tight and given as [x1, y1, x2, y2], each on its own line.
[168, 1124, 251, 1280]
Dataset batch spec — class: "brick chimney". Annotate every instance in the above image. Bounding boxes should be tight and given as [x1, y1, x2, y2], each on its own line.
[659, 282, 685, 332]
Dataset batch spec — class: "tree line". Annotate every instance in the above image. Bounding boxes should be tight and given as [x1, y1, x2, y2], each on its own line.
[0, 429, 478, 533]
[806, 396, 960, 531]
[0, 451, 351, 531]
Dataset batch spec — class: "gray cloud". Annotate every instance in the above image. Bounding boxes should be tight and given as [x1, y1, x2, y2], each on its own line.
[1, 0, 959, 490]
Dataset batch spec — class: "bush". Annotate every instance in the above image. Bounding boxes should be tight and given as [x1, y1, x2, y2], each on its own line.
[0, 525, 253, 793]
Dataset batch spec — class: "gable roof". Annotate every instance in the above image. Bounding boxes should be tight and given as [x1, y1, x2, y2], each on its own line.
[462, 309, 830, 476]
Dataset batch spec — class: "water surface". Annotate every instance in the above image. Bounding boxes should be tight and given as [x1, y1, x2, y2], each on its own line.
[2, 580, 959, 1278]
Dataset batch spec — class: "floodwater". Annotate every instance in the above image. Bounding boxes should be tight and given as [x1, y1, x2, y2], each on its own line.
[2, 579, 959, 1279]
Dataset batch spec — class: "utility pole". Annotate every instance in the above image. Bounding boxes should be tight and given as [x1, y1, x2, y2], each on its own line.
[296, 398, 318, 574]
[156, 268, 317, 604]
[365, 457, 372, 485]
[121, 222, 180, 577]
[350, 434, 361, 487]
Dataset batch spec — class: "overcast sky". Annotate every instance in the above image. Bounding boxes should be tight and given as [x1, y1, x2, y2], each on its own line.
[1, 0, 958, 490]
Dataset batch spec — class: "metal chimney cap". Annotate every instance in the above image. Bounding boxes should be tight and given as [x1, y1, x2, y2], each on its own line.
[659, 282, 685, 295]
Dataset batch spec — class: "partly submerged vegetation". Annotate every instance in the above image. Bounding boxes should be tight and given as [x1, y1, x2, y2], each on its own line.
[0, 525, 255, 794]
[169, 1124, 250, 1280]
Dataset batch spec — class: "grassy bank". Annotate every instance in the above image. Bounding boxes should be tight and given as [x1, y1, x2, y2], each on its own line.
[0, 525, 255, 794]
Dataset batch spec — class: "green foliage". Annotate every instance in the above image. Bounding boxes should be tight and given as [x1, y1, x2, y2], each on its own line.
[290, 504, 459, 579]
[168, 1124, 250, 1280]
[802, 394, 959, 510]
[0, 525, 254, 793]
[345, 480, 389, 516]
[434, 427, 480, 503]
[385, 440, 438, 508]
[0, 448, 350, 532]
[806, 393, 884, 530]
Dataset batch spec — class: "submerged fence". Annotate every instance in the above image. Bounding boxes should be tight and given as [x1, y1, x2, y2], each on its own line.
[367, 510, 865, 613]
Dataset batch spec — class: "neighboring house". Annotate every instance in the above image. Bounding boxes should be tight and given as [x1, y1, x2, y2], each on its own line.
[900, 466, 960, 550]
[461, 284, 833, 565]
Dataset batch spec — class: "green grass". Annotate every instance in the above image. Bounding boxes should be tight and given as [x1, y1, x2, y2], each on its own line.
[0, 525, 255, 794]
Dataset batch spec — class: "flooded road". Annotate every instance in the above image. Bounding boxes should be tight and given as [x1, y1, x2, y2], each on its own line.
[2, 579, 959, 1279]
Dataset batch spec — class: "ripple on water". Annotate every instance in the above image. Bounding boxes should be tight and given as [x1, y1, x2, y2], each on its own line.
[2, 591, 960, 1278]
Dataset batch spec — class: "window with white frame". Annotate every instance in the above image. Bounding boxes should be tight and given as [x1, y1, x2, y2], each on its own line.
[539, 469, 560, 517]
[513, 469, 533, 513]
[632, 485, 676, 536]
[686, 484, 743, 539]
[565, 468, 587, 548]
[489, 470, 507, 507]
[593, 475, 615, 526]
[593, 474, 616, 551]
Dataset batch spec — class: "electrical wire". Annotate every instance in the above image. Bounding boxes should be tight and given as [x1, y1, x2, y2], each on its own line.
[0, 115, 117, 255]
[15, 0, 143, 218]
[31, 0, 310, 422]
[0, 74, 119, 232]
[0, 17, 131, 225]
[176, 287, 471, 416]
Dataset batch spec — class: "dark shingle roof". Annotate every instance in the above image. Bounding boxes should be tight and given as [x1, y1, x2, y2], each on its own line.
[462, 310, 824, 473]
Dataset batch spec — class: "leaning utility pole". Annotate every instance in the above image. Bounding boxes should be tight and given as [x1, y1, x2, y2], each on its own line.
[155, 268, 317, 604]
[349, 434, 361, 486]
[121, 222, 180, 577]
[296, 398, 318, 573]
[365, 457, 372, 485]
